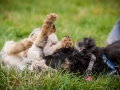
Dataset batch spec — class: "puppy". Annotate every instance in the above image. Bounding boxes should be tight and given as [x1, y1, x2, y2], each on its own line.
[0, 13, 72, 72]
[44, 37, 120, 75]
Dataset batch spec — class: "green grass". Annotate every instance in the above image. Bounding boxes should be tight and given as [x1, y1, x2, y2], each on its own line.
[0, 0, 120, 89]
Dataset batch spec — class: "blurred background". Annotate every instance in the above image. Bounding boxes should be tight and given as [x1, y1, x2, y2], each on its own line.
[0, 0, 120, 49]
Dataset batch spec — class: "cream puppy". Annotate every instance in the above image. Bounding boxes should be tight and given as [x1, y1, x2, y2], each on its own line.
[0, 13, 72, 72]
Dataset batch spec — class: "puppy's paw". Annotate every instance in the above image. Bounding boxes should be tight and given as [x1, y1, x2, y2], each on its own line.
[44, 13, 57, 24]
[60, 36, 72, 48]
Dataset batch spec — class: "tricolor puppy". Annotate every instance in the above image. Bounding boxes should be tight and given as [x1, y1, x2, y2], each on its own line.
[44, 37, 120, 75]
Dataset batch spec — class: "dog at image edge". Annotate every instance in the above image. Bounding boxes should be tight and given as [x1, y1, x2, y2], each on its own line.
[44, 37, 120, 75]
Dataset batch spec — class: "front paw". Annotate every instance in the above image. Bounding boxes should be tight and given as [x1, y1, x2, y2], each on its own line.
[60, 36, 72, 48]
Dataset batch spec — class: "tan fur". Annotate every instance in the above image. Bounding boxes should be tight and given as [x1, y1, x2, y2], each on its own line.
[0, 13, 72, 73]
[59, 36, 72, 48]
[61, 58, 71, 70]
[1, 13, 57, 72]
[6, 38, 33, 55]
[35, 14, 57, 47]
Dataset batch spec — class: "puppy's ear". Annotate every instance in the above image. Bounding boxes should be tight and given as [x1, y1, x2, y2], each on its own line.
[87, 38, 96, 48]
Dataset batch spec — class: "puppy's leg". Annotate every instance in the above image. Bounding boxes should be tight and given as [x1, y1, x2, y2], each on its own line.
[3, 38, 33, 55]
[44, 36, 72, 56]
[27, 13, 57, 59]
[35, 13, 57, 47]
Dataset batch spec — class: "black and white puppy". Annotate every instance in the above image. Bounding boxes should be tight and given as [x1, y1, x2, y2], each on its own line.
[44, 37, 120, 75]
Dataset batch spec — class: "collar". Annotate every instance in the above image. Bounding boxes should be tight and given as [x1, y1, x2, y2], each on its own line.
[102, 54, 120, 75]
[85, 54, 96, 81]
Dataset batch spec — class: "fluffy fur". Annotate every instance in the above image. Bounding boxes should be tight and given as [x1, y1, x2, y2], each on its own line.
[44, 37, 120, 75]
[0, 13, 72, 73]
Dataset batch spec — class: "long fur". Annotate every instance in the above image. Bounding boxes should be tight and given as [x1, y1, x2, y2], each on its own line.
[44, 37, 120, 75]
[1, 13, 72, 73]
[0, 13, 62, 72]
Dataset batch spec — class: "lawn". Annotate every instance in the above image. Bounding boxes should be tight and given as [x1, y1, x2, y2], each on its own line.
[0, 0, 120, 89]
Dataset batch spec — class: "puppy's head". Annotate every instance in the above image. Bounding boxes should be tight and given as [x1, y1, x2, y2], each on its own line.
[74, 37, 96, 52]
[44, 47, 74, 70]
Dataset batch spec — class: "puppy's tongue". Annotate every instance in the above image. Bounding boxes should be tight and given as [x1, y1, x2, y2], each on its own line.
[85, 76, 92, 81]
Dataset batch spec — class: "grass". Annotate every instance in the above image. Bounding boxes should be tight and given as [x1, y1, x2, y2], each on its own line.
[0, 0, 120, 89]
[0, 66, 120, 90]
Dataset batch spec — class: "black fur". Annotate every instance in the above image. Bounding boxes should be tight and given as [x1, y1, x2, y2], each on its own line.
[44, 48, 73, 69]
[43, 37, 120, 75]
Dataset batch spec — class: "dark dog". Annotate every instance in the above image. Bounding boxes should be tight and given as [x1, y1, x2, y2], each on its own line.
[43, 37, 120, 75]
